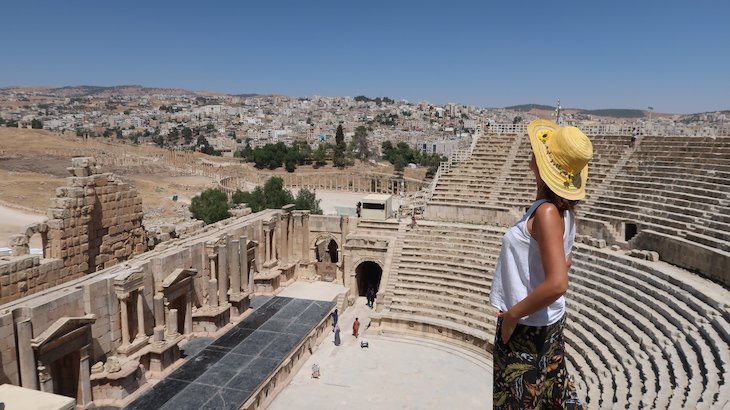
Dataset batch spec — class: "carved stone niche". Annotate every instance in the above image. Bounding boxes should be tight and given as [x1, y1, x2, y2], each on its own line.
[229, 237, 254, 316]
[144, 268, 196, 374]
[30, 314, 97, 409]
[113, 268, 149, 357]
[159, 268, 196, 338]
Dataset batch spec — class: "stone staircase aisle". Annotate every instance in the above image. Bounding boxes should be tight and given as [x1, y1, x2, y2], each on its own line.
[379, 222, 406, 310]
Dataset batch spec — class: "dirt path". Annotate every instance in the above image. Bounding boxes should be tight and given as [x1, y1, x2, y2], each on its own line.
[0, 205, 46, 249]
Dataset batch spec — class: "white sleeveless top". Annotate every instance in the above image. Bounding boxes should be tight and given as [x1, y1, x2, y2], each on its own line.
[489, 199, 576, 326]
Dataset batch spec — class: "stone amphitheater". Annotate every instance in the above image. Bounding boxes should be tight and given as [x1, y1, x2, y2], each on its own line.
[0, 128, 728, 409]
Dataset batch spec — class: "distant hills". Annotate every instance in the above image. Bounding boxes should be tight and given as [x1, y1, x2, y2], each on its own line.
[578, 109, 645, 118]
[504, 104, 555, 111]
[506, 104, 646, 118]
[1, 86, 726, 116]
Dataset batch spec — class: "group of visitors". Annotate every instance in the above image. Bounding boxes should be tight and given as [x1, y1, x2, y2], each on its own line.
[330, 309, 361, 346]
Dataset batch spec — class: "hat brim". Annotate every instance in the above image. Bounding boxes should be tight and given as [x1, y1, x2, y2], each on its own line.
[527, 120, 588, 201]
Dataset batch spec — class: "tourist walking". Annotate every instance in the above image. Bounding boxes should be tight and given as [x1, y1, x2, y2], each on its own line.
[352, 317, 360, 338]
[331, 309, 338, 329]
[366, 286, 376, 308]
[489, 119, 591, 409]
[333, 323, 341, 346]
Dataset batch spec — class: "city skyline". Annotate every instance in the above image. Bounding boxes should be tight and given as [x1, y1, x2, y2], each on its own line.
[2, 1, 729, 113]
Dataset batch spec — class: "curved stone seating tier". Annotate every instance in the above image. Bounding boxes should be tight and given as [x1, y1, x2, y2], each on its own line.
[568, 291, 662, 408]
[604, 178, 729, 201]
[377, 222, 504, 352]
[563, 350, 603, 408]
[566, 246, 730, 408]
[569, 274, 694, 408]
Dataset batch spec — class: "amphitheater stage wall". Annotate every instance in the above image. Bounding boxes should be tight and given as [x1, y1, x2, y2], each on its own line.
[0, 207, 311, 404]
[577, 217, 619, 244]
[424, 204, 517, 227]
[631, 230, 730, 287]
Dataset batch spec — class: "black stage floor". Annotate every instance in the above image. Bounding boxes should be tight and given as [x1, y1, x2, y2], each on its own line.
[125, 296, 334, 410]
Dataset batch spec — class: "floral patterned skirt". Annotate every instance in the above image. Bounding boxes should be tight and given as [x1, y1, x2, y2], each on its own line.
[493, 314, 583, 409]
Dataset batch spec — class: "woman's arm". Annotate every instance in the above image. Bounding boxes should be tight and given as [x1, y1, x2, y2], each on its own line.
[499, 202, 569, 343]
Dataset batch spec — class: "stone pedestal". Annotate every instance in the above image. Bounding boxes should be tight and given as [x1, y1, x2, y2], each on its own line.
[146, 334, 184, 373]
[253, 269, 282, 294]
[192, 305, 230, 333]
[90, 359, 145, 401]
[229, 292, 251, 316]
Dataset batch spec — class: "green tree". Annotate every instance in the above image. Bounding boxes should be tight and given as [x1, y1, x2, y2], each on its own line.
[284, 150, 297, 172]
[332, 144, 347, 168]
[313, 144, 327, 168]
[294, 189, 323, 215]
[31, 119, 43, 129]
[189, 189, 230, 224]
[197, 135, 220, 156]
[232, 177, 296, 212]
[513, 116, 523, 124]
[392, 154, 407, 172]
[335, 124, 345, 147]
[181, 127, 193, 144]
[352, 126, 371, 160]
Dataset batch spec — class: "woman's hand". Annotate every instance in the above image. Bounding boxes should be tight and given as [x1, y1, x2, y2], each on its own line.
[497, 311, 518, 344]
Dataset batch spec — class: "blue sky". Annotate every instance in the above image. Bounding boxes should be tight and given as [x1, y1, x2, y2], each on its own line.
[1, 1, 728, 113]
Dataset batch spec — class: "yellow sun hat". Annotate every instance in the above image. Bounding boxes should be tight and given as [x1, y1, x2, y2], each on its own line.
[527, 119, 593, 201]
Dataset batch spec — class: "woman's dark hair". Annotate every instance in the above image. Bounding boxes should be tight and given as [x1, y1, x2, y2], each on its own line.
[543, 185, 579, 214]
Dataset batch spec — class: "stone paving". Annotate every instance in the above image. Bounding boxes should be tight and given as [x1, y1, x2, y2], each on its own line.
[124, 296, 334, 410]
[269, 297, 492, 410]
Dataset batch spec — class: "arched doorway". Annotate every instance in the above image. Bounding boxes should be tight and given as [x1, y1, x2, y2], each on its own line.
[355, 261, 383, 297]
[315, 237, 339, 263]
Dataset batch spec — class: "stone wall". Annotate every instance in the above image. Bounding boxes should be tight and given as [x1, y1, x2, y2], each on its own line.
[0, 157, 146, 304]
[631, 230, 730, 286]
[0, 255, 64, 305]
[46, 157, 146, 276]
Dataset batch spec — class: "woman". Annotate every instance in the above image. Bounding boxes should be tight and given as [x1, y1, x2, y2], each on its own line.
[489, 119, 592, 409]
[333, 323, 341, 346]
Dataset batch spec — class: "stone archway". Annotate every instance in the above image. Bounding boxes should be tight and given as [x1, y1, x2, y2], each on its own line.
[355, 261, 383, 297]
[312, 234, 340, 263]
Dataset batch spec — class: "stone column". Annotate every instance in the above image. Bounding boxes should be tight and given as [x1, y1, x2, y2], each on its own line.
[37, 361, 53, 393]
[206, 243, 216, 280]
[217, 244, 228, 306]
[166, 309, 178, 337]
[264, 227, 271, 262]
[119, 294, 130, 347]
[17, 320, 38, 389]
[78, 345, 93, 406]
[153, 293, 165, 343]
[288, 213, 294, 262]
[302, 212, 310, 263]
[135, 289, 145, 340]
[239, 236, 248, 292]
[280, 215, 289, 264]
[230, 239, 241, 295]
[184, 296, 193, 335]
[153, 293, 165, 328]
[273, 221, 279, 262]
[208, 278, 218, 307]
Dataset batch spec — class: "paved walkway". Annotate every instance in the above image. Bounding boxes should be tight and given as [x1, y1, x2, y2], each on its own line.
[269, 297, 492, 409]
